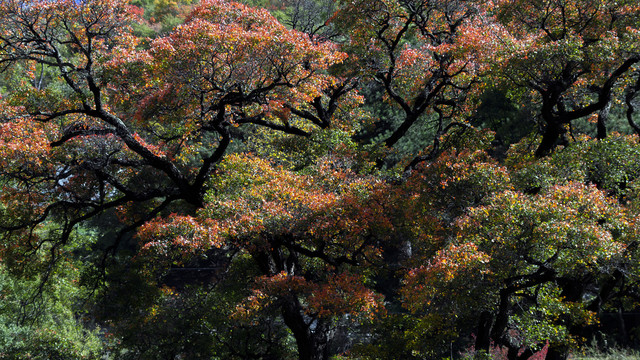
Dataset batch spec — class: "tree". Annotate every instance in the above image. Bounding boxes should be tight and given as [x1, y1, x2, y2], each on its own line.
[4, 0, 640, 359]
[332, 0, 491, 166]
[0, 258, 107, 359]
[135, 152, 389, 360]
[0, 1, 358, 357]
[398, 134, 640, 360]
[488, 0, 640, 156]
[0, 0, 349, 276]
[241, 0, 338, 42]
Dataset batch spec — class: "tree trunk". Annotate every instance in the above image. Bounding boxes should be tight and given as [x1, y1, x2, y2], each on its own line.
[281, 299, 331, 360]
[545, 346, 568, 360]
[384, 113, 420, 148]
[535, 120, 565, 157]
[475, 311, 493, 352]
[597, 103, 610, 140]
[254, 243, 333, 360]
[617, 306, 629, 346]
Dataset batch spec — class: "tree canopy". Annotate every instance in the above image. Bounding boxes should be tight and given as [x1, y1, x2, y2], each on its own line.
[2, 0, 640, 359]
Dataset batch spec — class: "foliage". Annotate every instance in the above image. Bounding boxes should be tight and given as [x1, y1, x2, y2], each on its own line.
[2, 0, 640, 359]
[487, 0, 640, 155]
[392, 136, 640, 359]
[0, 260, 106, 359]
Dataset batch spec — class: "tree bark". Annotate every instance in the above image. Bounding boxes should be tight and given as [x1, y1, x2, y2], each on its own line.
[281, 299, 331, 360]
[535, 120, 566, 157]
[545, 346, 568, 360]
[597, 103, 610, 140]
[475, 311, 493, 352]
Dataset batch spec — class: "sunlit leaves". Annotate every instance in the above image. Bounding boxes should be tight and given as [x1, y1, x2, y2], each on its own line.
[235, 271, 384, 321]
[460, 183, 629, 274]
[488, 0, 640, 154]
[145, 0, 347, 120]
[332, 0, 491, 148]
[393, 133, 640, 356]
[137, 152, 390, 323]
[506, 134, 640, 197]
[402, 242, 490, 313]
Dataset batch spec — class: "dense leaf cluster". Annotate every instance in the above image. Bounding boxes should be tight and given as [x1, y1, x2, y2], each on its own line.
[1, 0, 640, 359]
